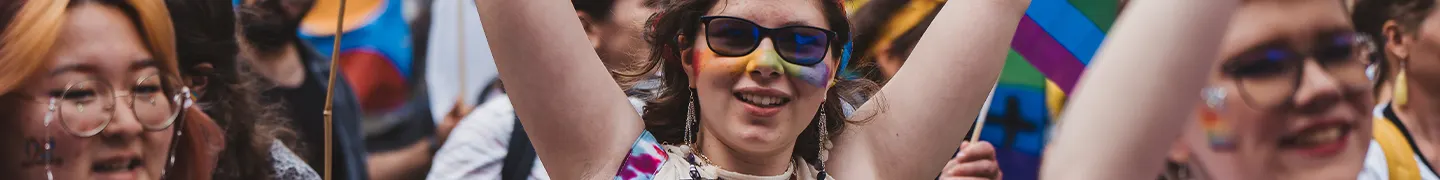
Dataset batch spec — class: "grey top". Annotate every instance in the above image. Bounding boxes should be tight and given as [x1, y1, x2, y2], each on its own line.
[271, 139, 322, 180]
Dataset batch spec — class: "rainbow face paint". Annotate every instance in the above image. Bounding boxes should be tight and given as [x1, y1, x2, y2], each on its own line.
[693, 41, 836, 88]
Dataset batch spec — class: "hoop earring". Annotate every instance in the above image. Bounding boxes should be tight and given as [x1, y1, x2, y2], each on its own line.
[816, 102, 829, 179]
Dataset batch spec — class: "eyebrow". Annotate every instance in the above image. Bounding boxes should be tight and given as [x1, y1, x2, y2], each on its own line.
[130, 59, 159, 71]
[779, 20, 820, 28]
[49, 64, 97, 76]
[47, 58, 159, 76]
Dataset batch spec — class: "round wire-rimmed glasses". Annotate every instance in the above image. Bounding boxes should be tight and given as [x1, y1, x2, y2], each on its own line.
[39, 74, 192, 137]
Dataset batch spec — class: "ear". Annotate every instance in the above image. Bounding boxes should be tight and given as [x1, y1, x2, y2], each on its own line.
[187, 63, 215, 96]
[679, 34, 696, 87]
[578, 11, 604, 50]
[1383, 20, 1411, 61]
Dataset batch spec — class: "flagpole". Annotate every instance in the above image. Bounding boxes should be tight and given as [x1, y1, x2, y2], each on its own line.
[321, 0, 347, 179]
[455, 0, 466, 105]
[969, 80, 999, 144]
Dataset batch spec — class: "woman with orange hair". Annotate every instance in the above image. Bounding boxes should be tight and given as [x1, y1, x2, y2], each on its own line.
[0, 0, 225, 179]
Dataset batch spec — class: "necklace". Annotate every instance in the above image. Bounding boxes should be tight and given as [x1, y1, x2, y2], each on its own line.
[685, 153, 796, 180]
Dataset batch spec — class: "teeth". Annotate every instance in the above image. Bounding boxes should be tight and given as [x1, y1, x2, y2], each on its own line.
[738, 93, 786, 106]
[1296, 127, 1343, 145]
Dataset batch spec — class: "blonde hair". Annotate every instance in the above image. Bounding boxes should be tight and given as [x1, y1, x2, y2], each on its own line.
[0, 0, 178, 95]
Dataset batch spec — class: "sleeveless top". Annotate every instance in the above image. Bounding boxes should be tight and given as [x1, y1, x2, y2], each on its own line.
[616, 131, 836, 180]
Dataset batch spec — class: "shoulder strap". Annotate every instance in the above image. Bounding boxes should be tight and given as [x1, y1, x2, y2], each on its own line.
[501, 116, 537, 180]
[1375, 115, 1423, 180]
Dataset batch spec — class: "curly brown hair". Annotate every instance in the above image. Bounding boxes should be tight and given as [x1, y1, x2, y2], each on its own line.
[631, 0, 877, 166]
[166, 0, 299, 179]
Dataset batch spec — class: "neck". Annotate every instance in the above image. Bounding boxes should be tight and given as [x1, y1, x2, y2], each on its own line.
[697, 128, 795, 176]
[1396, 78, 1440, 163]
[248, 43, 306, 88]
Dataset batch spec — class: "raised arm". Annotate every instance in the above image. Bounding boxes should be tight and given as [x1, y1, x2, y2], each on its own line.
[471, 0, 644, 179]
[827, 0, 1029, 178]
[1040, 0, 1237, 179]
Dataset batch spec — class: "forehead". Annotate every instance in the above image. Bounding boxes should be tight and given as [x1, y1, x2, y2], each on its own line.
[49, 3, 152, 71]
[708, 0, 830, 29]
[1220, 0, 1350, 56]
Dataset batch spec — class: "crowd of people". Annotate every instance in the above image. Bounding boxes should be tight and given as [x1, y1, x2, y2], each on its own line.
[0, 0, 1436, 179]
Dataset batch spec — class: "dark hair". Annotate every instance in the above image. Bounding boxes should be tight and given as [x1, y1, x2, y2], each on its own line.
[636, 0, 874, 165]
[167, 0, 298, 179]
[1353, 0, 1435, 87]
[238, 0, 312, 54]
[573, 0, 665, 21]
[847, 0, 942, 84]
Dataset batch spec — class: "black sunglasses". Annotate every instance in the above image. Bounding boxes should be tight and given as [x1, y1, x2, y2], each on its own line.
[699, 16, 837, 66]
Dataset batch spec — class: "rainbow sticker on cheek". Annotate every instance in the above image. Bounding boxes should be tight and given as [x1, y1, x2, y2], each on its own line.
[1200, 87, 1235, 151]
[1199, 107, 1236, 151]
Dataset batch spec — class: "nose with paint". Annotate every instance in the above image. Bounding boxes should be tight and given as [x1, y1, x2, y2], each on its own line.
[735, 46, 793, 118]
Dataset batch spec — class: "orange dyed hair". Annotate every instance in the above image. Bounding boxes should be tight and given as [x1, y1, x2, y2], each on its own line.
[1, 1, 221, 179]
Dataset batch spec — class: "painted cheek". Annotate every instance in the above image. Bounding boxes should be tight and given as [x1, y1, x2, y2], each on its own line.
[694, 49, 746, 75]
[782, 59, 833, 88]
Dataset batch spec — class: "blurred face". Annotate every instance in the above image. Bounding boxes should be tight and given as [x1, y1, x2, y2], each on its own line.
[1396, 4, 1440, 94]
[14, 4, 179, 180]
[1187, 0, 1375, 179]
[685, 0, 837, 157]
[593, 0, 660, 71]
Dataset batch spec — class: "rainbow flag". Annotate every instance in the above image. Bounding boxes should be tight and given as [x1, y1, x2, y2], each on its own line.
[975, 0, 1115, 180]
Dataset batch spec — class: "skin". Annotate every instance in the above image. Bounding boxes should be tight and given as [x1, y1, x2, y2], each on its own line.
[16, 4, 175, 180]
[1380, 1, 1440, 169]
[1187, 1, 1374, 179]
[1040, 0, 1237, 179]
[938, 141, 1003, 180]
[682, 1, 837, 173]
[474, 0, 1026, 179]
[582, 0, 660, 76]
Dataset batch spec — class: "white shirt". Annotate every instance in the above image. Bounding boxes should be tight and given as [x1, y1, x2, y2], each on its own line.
[427, 89, 648, 180]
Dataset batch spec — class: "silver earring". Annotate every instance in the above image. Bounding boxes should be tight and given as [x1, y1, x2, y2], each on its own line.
[685, 90, 697, 147]
[816, 103, 829, 179]
[1202, 87, 1226, 110]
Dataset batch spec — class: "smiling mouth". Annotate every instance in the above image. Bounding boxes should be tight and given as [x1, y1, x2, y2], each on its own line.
[92, 157, 141, 173]
[735, 92, 791, 108]
[1277, 123, 1352, 157]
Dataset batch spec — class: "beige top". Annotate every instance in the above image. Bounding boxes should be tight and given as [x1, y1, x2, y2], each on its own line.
[654, 145, 837, 180]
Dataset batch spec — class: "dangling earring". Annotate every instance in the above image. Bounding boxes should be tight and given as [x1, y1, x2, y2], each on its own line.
[684, 89, 704, 180]
[685, 89, 697, 147]
[1395, 62, 1409, 108]
[815, 102, 829, 179]
[43, 98, 56, 180]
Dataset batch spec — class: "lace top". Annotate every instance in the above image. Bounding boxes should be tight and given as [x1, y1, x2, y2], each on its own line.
[271, 139, 322, 180]
[615, 131, 834, 180]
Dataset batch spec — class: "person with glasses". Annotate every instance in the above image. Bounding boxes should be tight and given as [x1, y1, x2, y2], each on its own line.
[1046, 0, 1381, 179]
[472, 0, 1028, 178]
[1354, 0, 1440, 178]
[0, 0, 227, 179]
